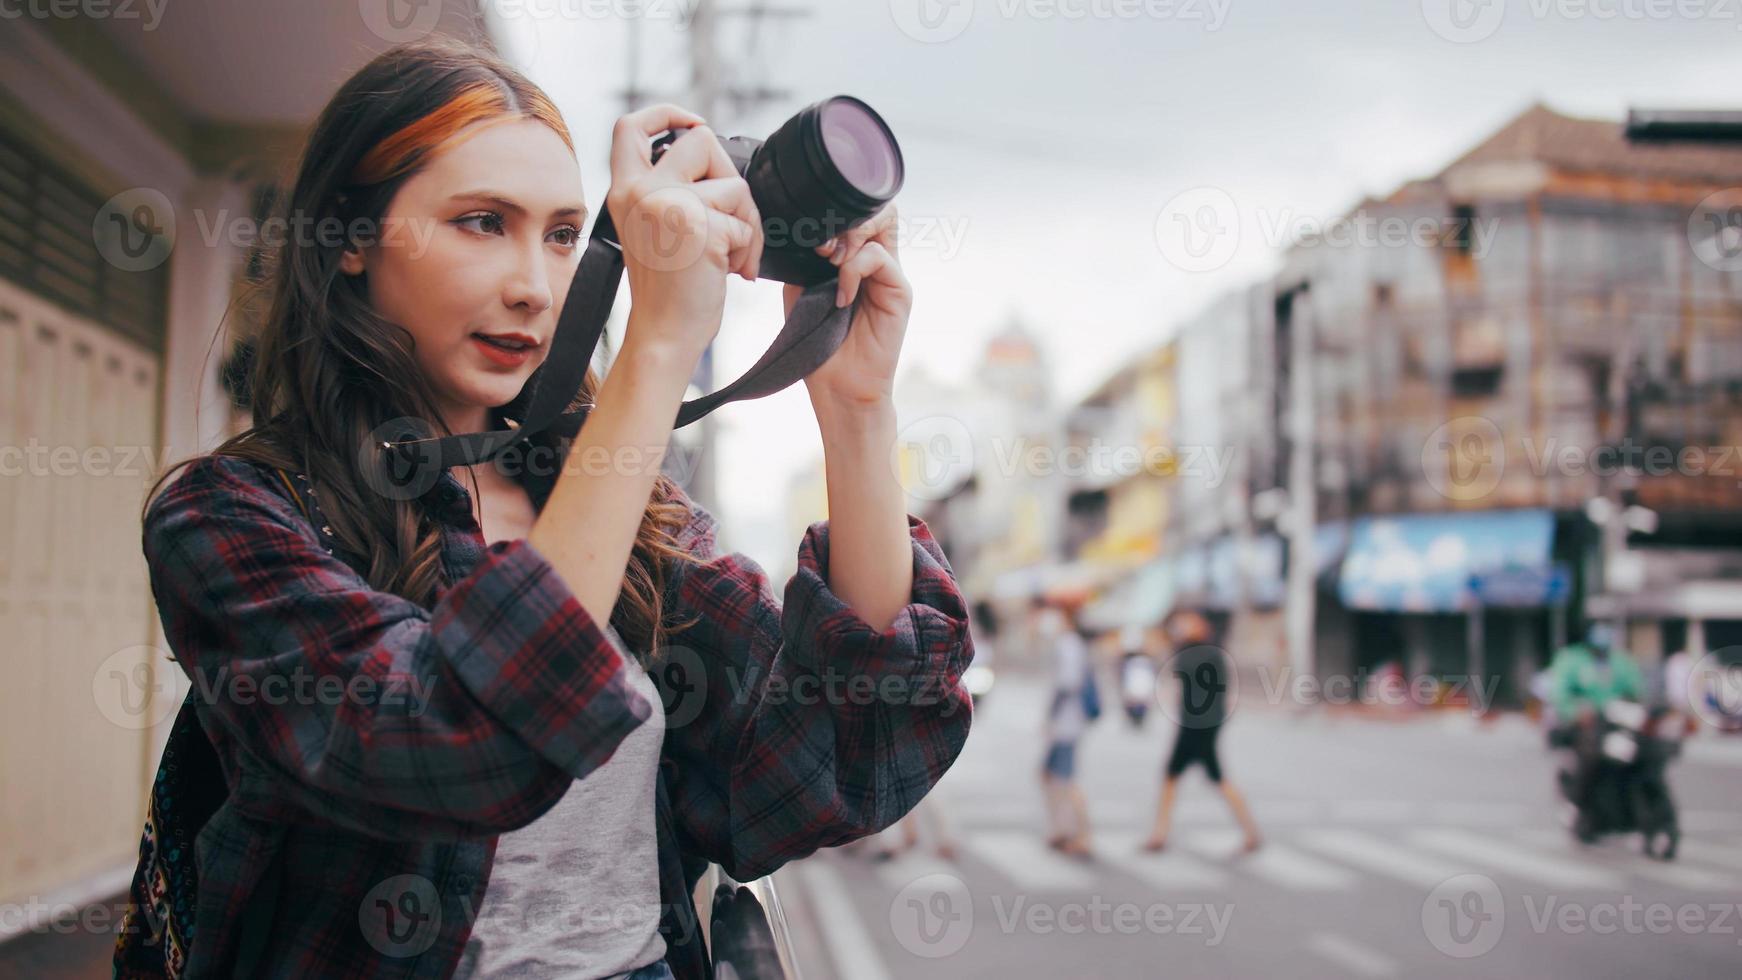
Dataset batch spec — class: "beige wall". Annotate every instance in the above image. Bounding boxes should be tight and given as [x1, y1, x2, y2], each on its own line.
[0, 280, 164, 911]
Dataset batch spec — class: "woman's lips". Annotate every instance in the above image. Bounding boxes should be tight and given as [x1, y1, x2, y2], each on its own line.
[470, 333, 536, 367]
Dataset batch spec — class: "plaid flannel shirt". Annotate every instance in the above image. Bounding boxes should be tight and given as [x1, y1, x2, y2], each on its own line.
[117, 453, 974, 978]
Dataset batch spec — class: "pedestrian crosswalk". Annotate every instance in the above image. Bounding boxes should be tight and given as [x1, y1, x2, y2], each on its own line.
[827, 823, 1742, 901]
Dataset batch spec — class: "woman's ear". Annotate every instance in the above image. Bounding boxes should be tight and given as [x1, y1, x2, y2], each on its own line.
[339, 245, 366, 276]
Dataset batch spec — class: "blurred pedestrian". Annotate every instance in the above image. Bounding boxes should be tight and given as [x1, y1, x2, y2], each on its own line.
[1037, 599, 1098, 857]
[1118, 624, 1157, 728]
[1143, 608, 1262, 854]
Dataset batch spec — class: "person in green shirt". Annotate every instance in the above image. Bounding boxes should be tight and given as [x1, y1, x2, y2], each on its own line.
[1549, 622, 1644, 839]
[1549, 622, 1644, 724]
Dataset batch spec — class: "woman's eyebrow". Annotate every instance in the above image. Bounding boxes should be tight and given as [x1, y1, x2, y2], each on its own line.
[451, 191, 587, 222]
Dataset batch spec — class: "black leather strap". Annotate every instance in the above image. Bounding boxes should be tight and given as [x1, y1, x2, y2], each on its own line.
[384, 214, 853, 479]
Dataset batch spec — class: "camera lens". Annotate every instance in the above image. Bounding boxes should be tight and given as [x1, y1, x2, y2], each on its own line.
[819, 99, 901, 199]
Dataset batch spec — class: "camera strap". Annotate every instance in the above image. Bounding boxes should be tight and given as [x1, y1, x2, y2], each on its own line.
[383, 217, 854, 479]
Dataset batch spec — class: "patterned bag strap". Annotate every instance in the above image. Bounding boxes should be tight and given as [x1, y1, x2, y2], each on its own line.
[272, 468, 341, 556]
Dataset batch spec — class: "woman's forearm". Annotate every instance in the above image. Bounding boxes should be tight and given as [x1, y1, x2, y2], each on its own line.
[529, 316, 700, 626]
[812, 395, 912, 633]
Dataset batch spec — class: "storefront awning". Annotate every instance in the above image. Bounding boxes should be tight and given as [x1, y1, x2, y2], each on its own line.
[1338, 509, 1562, 613]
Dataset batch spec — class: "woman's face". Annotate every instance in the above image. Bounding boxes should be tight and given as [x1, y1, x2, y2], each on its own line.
[340, 117, 585, 430]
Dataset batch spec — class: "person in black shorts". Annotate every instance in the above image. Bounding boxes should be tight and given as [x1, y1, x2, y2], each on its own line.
[1143, 608, 1263, 853]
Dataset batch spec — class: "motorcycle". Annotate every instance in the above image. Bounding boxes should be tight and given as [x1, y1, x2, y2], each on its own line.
[1552, 699, 1687, 860]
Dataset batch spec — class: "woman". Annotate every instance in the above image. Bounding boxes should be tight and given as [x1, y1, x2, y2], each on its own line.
[113, 38, 973, 980]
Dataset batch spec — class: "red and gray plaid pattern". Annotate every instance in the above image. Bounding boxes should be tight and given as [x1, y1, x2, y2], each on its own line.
[116, 453, 973, 978]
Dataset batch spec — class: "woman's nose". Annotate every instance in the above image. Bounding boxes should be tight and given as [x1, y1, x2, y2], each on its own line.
[502, 247, 555, 313]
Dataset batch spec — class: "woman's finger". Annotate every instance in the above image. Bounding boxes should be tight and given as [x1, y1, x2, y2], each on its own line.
[610, 103, 707, 177]
[835, 240, 903, 307]
[650, 125, 727, 184]
[692, 177, 764, 280]
[818, 202, 900, 266]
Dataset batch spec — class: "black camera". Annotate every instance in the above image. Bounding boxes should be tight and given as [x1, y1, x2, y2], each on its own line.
[632, 95, 905, 286]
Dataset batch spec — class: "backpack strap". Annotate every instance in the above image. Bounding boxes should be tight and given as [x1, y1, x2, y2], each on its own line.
[272, 468, 341, 556]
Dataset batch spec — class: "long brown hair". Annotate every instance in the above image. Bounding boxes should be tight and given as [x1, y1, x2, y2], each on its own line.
[147, 37, 699, 663]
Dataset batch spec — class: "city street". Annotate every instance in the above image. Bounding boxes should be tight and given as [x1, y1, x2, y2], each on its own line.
[780, 674, 1742, 980]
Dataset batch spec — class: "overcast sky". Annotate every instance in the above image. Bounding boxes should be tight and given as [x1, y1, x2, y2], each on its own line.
[488, 0, 1742, 570]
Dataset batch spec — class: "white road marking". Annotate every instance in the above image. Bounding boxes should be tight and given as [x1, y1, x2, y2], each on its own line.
[1181, 830, 1359, 891]
[1513, 828, 1740, 892]
[795, 859, 894, 980]
[1681, 837, 1742, 872]
[1411, 828, 1624, 890]
[1306, 931, 1399, 979]
[1100, 831, 1230, 891]
[1297, 829, 1475, 888]
[962, 829, 1097, 892]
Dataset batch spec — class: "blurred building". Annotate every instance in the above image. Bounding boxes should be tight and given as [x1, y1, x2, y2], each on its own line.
[907, 317, 1070, 667]
[1051, 103, 1742, 707]
[1290, 103, 1742, 704]
[0, 3, 495, 940]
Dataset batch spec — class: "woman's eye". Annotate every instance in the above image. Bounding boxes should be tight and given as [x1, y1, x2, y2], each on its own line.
[549, 225, 580, 248]
[456, 211, 504, 235]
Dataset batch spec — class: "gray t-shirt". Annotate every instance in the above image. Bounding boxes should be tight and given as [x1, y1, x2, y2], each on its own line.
[456, 624, 667, 979]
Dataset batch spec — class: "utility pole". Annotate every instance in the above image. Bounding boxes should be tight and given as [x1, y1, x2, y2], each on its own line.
[617, 0, 808, 512]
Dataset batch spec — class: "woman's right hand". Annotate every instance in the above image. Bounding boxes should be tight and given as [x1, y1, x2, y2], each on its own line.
[605, 104, 764, 360]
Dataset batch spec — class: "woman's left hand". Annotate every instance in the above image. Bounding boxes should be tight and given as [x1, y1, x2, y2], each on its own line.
[788, 203, 911, 409]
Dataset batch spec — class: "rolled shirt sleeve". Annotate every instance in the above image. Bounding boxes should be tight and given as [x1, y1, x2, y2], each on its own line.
[143, 455, 652, 841]
[657, 490, 976, 881]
